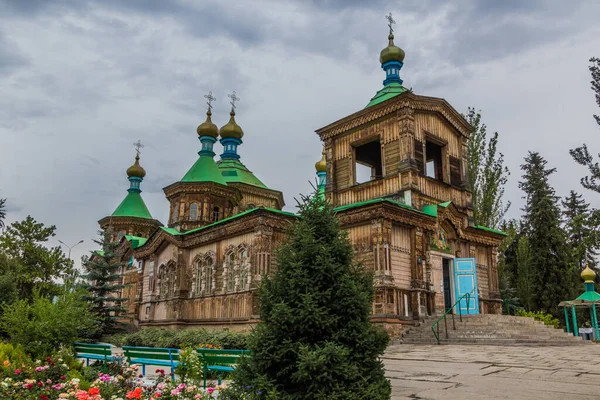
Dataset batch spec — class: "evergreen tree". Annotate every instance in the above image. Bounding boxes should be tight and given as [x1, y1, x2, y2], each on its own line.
[570, 57, 600, 190]
[519, 152, 578, 315]
[82, 229, 127, 336]
[232, 192, 391, 400]
[0, 198, 6, 230]
[562, 191, 599, 269]
[515, 236, 534, 311]
[464, 107, 510, 229]
[0, 216, 73, 299]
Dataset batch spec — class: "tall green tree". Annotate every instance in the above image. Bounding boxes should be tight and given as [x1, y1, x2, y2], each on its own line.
[81, 229, 128, 336]
[0, 198, 6, 230]
[515, 236, 534, 311]
[464, 107, 510, 229]
[0, 216, 74, 299]
[570, 57, 600, 190]
[519, 152, 578, 315]
[562, 191, 599, 269]
[231, 193, 391, 400]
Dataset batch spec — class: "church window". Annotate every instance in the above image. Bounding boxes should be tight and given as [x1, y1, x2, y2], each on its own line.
[190, 203, 198, 221]
[195, 259, 202, 295]
[168, 265, 176, 297]
[205, 257, 213, 294]
[239, 248, 249, 290]
[227, 252, 235, 291]
[213, 206, 220, 222]
[172, 204, 179, 223]
[353, 138, 383, 184]
[425, 140, 444, 181]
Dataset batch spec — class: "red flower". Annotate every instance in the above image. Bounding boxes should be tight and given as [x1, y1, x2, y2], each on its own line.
[60, 376, 66, 380]
[88, 387, 100, 395]
[40, 395, 49, 400]
[126, 387, 143, 399]
[37, 381, 44, 387]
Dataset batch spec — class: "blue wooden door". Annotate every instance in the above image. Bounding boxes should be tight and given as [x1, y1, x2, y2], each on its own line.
[454, 258, 479, 314]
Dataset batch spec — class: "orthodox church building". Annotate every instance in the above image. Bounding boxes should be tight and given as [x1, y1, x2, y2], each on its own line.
[99, 21, 505, 332]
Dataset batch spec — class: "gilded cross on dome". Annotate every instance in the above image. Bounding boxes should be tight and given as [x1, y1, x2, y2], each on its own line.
[386, 12, 395, 35]
[204, 91, 216, 111]
[227, 91, 240, 110]
[133, 140, 144, 156]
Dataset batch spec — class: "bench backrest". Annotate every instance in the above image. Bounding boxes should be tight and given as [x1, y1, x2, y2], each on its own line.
[73, 342, 112, 357]
[123, 346, 180, 362]
[196, 348, 250, 366]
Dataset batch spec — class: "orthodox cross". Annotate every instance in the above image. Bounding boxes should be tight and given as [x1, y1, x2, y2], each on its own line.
[133, 140, 144, 156]
[386, 12, 395, 35]
[204, 91, 216, 111]
[227, 91, 240, 110]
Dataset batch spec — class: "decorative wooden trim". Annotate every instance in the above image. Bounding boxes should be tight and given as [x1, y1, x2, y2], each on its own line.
[315, 92, 472, 140]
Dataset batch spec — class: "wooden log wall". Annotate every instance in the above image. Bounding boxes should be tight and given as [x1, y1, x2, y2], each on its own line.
[390, 224, 412, 288]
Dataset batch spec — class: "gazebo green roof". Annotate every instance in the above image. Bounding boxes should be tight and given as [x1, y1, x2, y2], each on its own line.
[181, 155, 228, 185]
[216, 159, 268, 189]
[112, 192, 153, 219]
[365, 82, 408, 108]
[575, 290, 600, 303]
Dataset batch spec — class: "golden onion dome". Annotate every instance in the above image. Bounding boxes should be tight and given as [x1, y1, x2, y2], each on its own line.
[581, 265, 596, 282]
[315, 148, 326, 173]
[379, 34, 405, 64]
[197, 109, 219, 138]
[126, 154, 146, 178]
[219, 109, 244, 139]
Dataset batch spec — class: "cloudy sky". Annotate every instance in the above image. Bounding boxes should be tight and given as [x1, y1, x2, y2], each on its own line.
[1, 0, 600, 265]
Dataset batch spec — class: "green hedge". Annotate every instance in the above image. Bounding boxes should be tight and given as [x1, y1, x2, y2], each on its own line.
[105, 328, 249, 350]
[516, 310, 560, 329]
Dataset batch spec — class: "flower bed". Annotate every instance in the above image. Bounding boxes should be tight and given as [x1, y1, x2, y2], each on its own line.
[0, 348, 225, 399]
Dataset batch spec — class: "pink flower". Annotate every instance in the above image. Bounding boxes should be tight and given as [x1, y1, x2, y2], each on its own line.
[25, 383, 33, 389]
[14, 369, 21, 374]
[207, 387, 214, 394]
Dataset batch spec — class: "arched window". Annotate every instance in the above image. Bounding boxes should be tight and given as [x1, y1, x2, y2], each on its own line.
[172, 204, 179, 223]
[247, 203, 256, 210]
[167, 265, 176, 297]
[195, 259, 202, 295]
[213, 206, 220, 222]
[189, 203, 198, 221]
[204, 257, 213, 294]
[226, 252, 235, 291]
[159, 266, 168, 298]
[239, 248, 249, 290]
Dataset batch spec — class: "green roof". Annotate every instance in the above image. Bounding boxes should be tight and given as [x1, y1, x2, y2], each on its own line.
[575, 290, 600, 302]
[334, 197, 426, 215]
[216, 159, 268, 189]
[124, 235, 148, 249]
[474, 225, 507, 236]
[181, 155, 228, 185]
[365, 82, 408, 108]
[158, 207, 296, 238]
[112, 192, 153, 219]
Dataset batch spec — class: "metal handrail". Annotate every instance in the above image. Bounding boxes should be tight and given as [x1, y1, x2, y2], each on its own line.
[431, 287, 477, 344]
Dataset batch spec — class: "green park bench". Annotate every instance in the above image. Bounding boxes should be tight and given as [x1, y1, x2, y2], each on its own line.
[73, 342, 116, 372]
[196, 348, 250, 388]
[122, 346, 180, 380]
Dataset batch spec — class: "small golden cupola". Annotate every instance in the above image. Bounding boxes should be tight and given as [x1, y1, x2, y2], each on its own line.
[219, 91, 244, 160]
[219, 109, 244, 140]
[126, 154, 146, 179]
[196, 109, 219, 138]
[315, 148, 326, 173]
[581, 265, 597, 283]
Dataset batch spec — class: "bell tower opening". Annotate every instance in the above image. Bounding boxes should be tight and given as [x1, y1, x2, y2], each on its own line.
[425, 140, 444, 181]
[354, 139, 383, 184]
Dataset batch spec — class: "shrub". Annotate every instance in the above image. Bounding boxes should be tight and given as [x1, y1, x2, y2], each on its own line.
[107, 328, 249, 350]
[516, 309, 560, 329]
[0, 288, 98, 358]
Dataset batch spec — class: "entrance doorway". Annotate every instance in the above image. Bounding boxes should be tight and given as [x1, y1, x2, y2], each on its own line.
[442, 258, 453, 311]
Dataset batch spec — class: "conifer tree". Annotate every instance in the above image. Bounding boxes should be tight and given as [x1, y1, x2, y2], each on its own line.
[81, 229, 127, 335]
[464, 107, 510, 229]
[519, 152, 578, 315]
[232, 192, 391, 400]
[562, 190, 599, 269]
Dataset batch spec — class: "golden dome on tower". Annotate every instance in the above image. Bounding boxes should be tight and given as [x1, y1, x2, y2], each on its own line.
[581, 265, 596, 283]
[126, 154, 146, 178]
[219, 109, 244, 140]
[315, 148, 326, 173]
[379, 34, 405, 64]
[197, 109, 219, 138]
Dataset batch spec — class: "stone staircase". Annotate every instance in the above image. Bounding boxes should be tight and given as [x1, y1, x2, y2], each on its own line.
[399, 314, 587, 345]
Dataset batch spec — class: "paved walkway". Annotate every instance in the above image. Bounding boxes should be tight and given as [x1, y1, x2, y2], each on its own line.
[383, 344, 600, 399]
